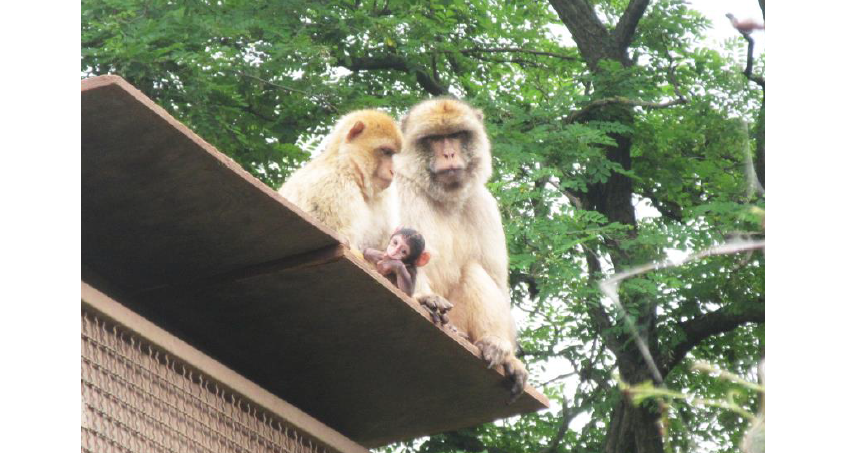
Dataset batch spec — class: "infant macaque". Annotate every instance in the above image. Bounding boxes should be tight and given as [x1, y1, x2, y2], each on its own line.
[364, 227, 430, 296]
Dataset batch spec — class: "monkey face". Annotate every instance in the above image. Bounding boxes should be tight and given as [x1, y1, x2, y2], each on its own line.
[341, 111, 402, 193]
[397, 99, 492, 203]
[373, 146, 397, 190]
[425, 131, 471, 189]
[386, 234, 411, 261]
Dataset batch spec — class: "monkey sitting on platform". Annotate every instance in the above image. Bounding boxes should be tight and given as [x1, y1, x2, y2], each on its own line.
[364, 227, 431, 297]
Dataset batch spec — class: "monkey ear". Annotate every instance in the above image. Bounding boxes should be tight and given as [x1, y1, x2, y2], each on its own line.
[393, 225, 403, 235]
[415, 250, 431, 267]
[399, 115, 409, 133]
[347, 121, 366, 142]
[474, 108, 484, 121]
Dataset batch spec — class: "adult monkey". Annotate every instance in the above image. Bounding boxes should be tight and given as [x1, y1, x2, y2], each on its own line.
[395, 98, 528, 397]
[279, 110, 401, 252]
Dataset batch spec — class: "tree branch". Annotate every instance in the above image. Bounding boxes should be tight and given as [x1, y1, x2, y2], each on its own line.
[542, 364, 606, 453]
[458, 46, 578, 61]
[344, 55, 449, 96]
[639, 186, 684, 223]
[548, 0, 616, 69]
[511, 272, 541, 300]
[541, 397, 589, 453]
[564, 95, 686, 124]
[434, 431, 510, 453]
[660, 299, 765, 375]
[548, 179, 584, 209]
[599, 239, 765, 385]
[584, 247, 624, 355]
[235, 70, 338, 112]
[740, 33, 765, 89]
[613, 0, 651, 52]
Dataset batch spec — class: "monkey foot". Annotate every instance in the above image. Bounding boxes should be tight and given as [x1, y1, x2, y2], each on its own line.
[475, 336, 528, 402]
[416, 293, 453, 325]
[447, 324, 471, 341]
[503, 357, 528, 403]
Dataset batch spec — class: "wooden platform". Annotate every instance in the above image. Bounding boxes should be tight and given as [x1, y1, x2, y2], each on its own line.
[81, 75, 549, 447]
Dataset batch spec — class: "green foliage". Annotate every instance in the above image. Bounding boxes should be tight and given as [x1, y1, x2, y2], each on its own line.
[83, 0, 764, 452]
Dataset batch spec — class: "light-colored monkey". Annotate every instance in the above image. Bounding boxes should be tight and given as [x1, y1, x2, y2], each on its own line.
[279, 110, 402, 252]
[394, 98, 528, 397]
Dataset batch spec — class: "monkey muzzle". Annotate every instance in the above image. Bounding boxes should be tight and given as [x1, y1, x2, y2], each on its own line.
[434, 167, 466, 188]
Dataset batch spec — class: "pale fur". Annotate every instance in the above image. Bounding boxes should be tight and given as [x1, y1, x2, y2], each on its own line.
[279, 110, 401, 251]
[394, 99, 527, 387]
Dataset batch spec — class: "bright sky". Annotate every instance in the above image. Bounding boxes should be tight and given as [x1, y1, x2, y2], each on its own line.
[691, 0, 765, 53]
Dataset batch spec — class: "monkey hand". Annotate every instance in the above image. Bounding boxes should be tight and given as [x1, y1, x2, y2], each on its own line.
[376, 258, 402, 276]
[363, 248, 386, 266]
[475, 336, 528, 402]
[415, 293, 453, 325]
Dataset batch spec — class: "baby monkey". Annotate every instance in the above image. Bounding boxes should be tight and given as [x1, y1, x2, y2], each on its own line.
[364, 227, 430, 296]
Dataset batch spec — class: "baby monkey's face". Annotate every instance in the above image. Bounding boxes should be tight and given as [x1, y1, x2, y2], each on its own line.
[386, 234, 411, 262]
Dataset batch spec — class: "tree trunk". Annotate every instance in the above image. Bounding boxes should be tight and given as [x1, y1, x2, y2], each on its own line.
[548, 2, 665, 452]
[754, 99, 764, 188]
[605, 397, 664, 453]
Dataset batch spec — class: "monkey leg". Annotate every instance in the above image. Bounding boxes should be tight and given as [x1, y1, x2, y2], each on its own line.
[449, 263, 528, 399]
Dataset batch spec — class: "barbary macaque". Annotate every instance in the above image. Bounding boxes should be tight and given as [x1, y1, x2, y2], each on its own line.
[279, 110, 402, 252]
[364, 227, 431, 297]
[394, 98, 528, 398]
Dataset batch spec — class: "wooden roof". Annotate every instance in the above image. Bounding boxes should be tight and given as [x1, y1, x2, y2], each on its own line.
[81, 75, 549, 447]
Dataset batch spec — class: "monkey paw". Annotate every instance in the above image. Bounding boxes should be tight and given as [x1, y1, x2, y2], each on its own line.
[447, 324, 471, 341]
[475, 335, 512, 368]
[416, 293, 453, 325]
[503, 357, 528, 403]
[475, 336, 528, 402]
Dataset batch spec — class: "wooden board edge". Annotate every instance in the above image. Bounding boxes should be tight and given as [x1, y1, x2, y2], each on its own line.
[80, 74, 343, 246]
[81, 74, 549, 411]
[81, 280, 372, 453]
[341, 250, 551, 410]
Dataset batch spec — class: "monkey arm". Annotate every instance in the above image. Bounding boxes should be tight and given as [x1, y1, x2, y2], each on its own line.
[450, 262, 527, 396]
[363, 248, 385, 265]
[394, 264, 414, 296]
[375, 258, 403, 276]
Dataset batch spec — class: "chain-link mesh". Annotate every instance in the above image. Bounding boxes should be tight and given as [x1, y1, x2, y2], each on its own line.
[81, 310, 331, 453]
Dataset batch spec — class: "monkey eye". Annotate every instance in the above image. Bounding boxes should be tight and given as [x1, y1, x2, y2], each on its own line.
[379, 148, 394, 156]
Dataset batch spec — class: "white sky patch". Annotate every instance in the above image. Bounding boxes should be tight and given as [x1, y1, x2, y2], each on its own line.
[692, 0, 765, 54]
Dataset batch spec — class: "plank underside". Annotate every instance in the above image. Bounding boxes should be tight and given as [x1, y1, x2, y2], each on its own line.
[81, 75, 549, 447]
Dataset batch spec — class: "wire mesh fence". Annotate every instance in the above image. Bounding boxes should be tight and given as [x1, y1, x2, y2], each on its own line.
[81, 310, 329, 453]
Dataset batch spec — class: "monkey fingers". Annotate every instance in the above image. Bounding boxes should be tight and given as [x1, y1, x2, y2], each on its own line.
[503, 358, 528, 404]
[416, 294, 453, 326]
[447, 324, 471, 341]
